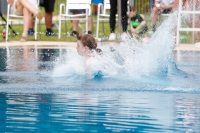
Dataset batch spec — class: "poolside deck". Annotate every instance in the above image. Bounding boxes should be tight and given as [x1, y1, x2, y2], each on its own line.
[0, 41, 200, 51]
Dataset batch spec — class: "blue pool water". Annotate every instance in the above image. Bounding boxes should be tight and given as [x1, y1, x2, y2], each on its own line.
[1, 91, 200, 133]
[0, 47, 200, 132]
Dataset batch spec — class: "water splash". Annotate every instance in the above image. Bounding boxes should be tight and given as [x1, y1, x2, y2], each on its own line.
[52, 11, 179, 80]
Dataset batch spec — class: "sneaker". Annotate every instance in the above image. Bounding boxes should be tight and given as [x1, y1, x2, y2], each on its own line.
[46, 29, 56, 36]
[120, 33, 129, 42]
[88, 31, 92, 35]
[152, 25, 156, 33]
[195, 38, 200, 42]
[109, 33, 116, 40]
[71, 31, 77, 37]
[28, 29, 34, 36]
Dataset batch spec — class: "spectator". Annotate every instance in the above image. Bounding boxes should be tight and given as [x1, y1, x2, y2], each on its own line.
[128, 6, 148, 35]
[151, 0, 174, 32]
[109, 0, 128, 40]
[28, 0, 56, 36]
[7, 0, 43, 42]
[70, 10, 93, 36]
[70, 0, 103, 36]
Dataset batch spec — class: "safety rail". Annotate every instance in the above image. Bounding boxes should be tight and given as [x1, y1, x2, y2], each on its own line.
[176, 0, 200, 45]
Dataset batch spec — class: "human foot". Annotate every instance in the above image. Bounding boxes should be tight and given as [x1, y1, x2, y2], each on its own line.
[20, 36, 27, 42]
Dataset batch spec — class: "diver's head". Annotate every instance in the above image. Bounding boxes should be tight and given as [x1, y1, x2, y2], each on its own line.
[77, 34, 97, 50]
[76, 33, 101, 56]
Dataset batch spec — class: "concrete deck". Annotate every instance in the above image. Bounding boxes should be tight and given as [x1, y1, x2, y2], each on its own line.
[0, 41, 200, 51]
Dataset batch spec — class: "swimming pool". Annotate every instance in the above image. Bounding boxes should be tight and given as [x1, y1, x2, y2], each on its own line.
[1, 12, 200, 132]
[0, 46, 200, 132]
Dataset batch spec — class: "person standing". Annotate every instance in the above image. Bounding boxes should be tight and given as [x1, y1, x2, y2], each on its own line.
[28, 0, 56, 36]
[109, 0, 128, 40]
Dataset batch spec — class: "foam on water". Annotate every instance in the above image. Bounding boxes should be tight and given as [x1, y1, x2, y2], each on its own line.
[52, 53, 85, 78]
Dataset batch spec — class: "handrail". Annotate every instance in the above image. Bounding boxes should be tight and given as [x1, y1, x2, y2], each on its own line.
[176, 0, 199, 45]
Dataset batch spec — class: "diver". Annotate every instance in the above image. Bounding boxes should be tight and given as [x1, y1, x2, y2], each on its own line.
[76, 33, 103, 77]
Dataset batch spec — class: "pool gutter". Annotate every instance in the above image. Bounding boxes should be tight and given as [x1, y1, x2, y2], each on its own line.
[0, 41, 200, 51]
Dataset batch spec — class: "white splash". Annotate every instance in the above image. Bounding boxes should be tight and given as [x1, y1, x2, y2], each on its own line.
[52, 11, 178, 79]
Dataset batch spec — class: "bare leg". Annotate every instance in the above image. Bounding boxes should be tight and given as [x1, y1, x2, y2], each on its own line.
[45, 12, 53, 29]
[17, 0, 38, 15]
[72, 20, 79, 31]
[16, 0, 43, 20]
[21, 8, 32, 41]
[152, 7, 159, 25]
[88, 16, 92, 32]
[173, 0, 179, 11]
[71, 13, 92, 33]
[29, 20, 35, 29]
[16, 0, 23, 11]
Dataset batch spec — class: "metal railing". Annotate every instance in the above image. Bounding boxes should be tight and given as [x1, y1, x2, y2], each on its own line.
[177, 0, 200, 45]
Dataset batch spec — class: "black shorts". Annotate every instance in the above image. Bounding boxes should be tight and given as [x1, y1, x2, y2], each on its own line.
[39, 0, 55, 13]
[162, 9, 172, 14]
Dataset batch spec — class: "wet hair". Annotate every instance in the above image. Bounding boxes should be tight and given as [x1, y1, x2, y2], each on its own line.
[129, 6, 136, 12]
[77, 33, 102, 54]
